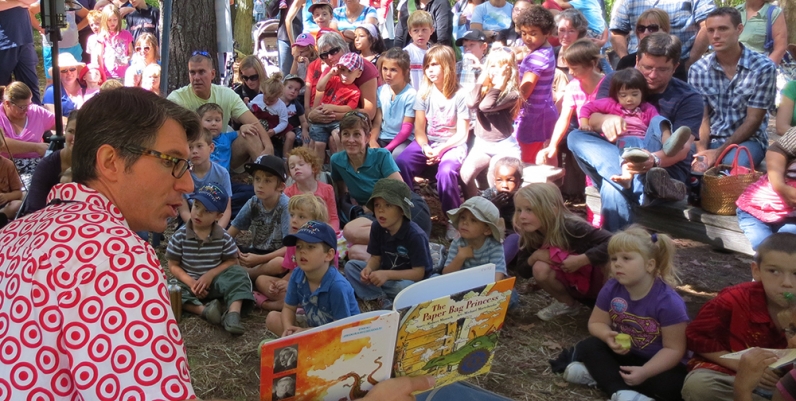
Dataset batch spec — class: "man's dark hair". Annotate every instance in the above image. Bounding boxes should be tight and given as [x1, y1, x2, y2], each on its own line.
[637, 32, 682, 64]
[73, 87, 201, 183]
[707, 7, 742, 27]
[755, 233, 796, 265]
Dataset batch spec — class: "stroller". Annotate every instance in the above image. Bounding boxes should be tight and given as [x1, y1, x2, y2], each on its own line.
[252, 19, 282, 76]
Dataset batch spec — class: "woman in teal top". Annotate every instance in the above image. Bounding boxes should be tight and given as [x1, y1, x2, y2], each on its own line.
[736, 0, 788, 65]
[776, 80, 796, 137]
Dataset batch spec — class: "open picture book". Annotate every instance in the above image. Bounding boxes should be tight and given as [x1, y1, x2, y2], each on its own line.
[259, 264, 516, 401]
[721, 348, 796, 369]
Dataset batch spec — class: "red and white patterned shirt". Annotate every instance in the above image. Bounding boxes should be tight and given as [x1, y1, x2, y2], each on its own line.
[0, 182, 196, 401]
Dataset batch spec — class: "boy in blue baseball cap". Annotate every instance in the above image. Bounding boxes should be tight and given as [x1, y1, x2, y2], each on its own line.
[265, 220, 360, 337]
[166, 183, 255, 335]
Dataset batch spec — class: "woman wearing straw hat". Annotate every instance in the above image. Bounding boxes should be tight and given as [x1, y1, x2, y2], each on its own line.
[42, 53, 87, 121]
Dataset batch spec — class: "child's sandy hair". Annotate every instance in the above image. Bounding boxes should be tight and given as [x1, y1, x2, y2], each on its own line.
[637, 8, 671, 32]
[339, 111, 372, 135]
[378, 48, 412, 83]
[193, 128, 214, 145]
[288, 147, 322, 176]
[135, 33, 160, 62]
[515, 5, 555, 35]
[563, 38, 601, 68]
[100, 79, 123, 91]
[261, 72, 285, 100]
[87, 9, 102, 24]
[288, 193, 330, 223]
[608, 225, 679, 286]
[197, 103, 224, 118]
[100, 4, 122, 35]
[420, 45, 458, 100]
[482, 46, 521, 119]
[514, 182, 586, 251]
[608, 68, 649, 104]
[407, 10, 434, 29]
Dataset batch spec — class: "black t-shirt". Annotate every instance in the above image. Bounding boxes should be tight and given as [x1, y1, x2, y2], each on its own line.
[125, 5, 160, 44]
[0, 7, 33, 49]
[267, 0, 302, 43]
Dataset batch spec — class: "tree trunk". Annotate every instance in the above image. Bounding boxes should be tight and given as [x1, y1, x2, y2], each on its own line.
[163, 0, 218, 93]
[784, 0, 796, 46]
[234, 0, 254, 54]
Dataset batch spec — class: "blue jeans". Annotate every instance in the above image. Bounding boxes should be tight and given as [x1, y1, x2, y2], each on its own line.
[0, 43, 41, 105]
[736, 209, 796, 251]
[708, 139, 766, 169]
[278, 39, 293, 76]
[343, 260, 415, 301]
[567, 116, 691, 232]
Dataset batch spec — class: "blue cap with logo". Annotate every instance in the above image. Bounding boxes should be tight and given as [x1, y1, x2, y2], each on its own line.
[189, 182, 228, 212]
[282, 220, 337, 250]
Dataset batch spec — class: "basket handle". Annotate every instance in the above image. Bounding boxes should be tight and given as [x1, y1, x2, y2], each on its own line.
[731, 146, 754, 173]
[713, 144, 740, 168]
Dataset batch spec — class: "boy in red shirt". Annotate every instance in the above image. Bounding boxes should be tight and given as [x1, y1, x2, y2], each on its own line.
[682, 233, 796, 401]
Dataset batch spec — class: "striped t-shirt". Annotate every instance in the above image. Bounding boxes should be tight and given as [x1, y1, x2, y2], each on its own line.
[166, 221, 239, 280]
[516, 45, 558, 144]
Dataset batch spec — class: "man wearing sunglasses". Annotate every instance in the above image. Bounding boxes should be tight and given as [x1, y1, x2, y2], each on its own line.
[168, 51, 274, 170]
[609, 0, 715, 70]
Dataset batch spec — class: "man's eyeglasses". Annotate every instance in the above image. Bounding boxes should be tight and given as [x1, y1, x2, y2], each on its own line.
[192, 50, 212, 59]
[60, 67, 77, 74]
[125, 146, 193, 178]
[638, 64, 672, 74]
[241, 73, 259, 82]
[319, 47, 341, 60]
[636, 24, 660, 33]
[135, 46, 151, 52]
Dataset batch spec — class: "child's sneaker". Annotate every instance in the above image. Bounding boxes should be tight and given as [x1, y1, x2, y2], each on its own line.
[562, 362, 596, 387]
[536, 301, 579, 321]
[201, 299, 223, 325]
[621, 147, 650, 164]
[610, 390, 654, 401]
[223, 311, 245, 334]
[662, 126, 692, 157]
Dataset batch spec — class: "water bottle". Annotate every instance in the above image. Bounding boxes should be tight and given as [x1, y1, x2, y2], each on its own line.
[168, 279, 182, 323]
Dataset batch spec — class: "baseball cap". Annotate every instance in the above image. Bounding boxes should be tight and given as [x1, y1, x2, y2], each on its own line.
[447, 196, 503, 241]
[283, 220, 337, 250]
[292, 32, 316, 48]
[308, 0, 333, 13]
[366, 179, 414, 220]
[189, 182, 229, 213]
[283, 74, 305, 87]
[244, 155, 287, 182]
[337, 52, 364, 71]
[455, 29, 487, 46]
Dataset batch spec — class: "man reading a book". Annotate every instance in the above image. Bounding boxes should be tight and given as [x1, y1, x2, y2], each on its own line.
[682, 233, 796, 401]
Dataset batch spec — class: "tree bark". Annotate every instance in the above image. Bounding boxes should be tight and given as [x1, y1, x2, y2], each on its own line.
[163, 0, 218, 93]
[234, 0, 254, 54]
[784, 0, 796, 47]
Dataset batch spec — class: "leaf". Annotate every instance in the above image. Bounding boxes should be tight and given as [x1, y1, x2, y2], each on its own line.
[542, 340, 562, 350]
[554, 381, 568, 388]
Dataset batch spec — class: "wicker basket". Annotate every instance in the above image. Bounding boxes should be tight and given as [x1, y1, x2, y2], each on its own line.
[701, 145, 763, 215]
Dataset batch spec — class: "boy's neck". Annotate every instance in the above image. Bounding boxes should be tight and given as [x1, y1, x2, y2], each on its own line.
[386, 218, 406, 236]
[413, 41, 429, 50]
[259, 193, 281, 209]
[303, 264, 330, 286]
[295, 178, 318, 193]
[464, 235, 487, 250]
[192, 159, 211, 176]
[191, 221, 215, 239]
[280, 95, 294, 104]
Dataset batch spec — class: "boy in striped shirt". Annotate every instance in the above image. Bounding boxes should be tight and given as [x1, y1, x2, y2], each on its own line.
[167, 183, 255, 334]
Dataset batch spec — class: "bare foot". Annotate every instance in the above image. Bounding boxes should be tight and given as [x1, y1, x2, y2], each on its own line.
[610, 174, 633, 189]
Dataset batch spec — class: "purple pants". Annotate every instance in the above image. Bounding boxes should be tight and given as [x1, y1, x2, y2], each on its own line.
[395, 141, 466, 213]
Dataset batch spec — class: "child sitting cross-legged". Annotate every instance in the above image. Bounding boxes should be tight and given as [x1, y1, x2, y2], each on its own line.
[343, 179, 433, 309]
[681, 233, 796, 401]
[265, 220, 360, 337]
[166, 183, 255, 334]
[443, 196, 507, 281]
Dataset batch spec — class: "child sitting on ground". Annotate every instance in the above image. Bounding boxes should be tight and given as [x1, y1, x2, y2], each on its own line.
[250, 73, 293, 158]
[281, 74, 309, 154]
[228, 155, 290, 280]
[373, 47, 416, 157]
[578, 68, 691, 188]
[197, 103, 239, 172]
[284, 147, 340, 232]
[514, 182, 613, 321]
[681, 233, 796, 401]
[311, 52, 363, 164]
[0, 154, 23, 228]
[563, 226, 688, 401]
[480, 156, 523, 265]
[178, 129, 233, 228]
[265, 220, 359, 336]
[255, 194, 333, 311]
[166, 183, 255, 334]
[443, 196, 506, 281]
[343, 179, 433, 309]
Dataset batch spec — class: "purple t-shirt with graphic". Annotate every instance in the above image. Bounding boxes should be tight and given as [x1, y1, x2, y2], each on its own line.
[516, 45, 557, 144]
[595, 278, 689, 360]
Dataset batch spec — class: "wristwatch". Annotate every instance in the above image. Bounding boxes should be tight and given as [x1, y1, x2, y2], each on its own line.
[651, 153, 661, 168]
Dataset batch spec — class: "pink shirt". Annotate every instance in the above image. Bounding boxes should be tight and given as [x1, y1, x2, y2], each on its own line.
[100, 30, 133, 79]
[579, 98, 659, 138]
[0, 104, 55, 159]
[283, 181, 340, 232]
[561, 76, 606, 119]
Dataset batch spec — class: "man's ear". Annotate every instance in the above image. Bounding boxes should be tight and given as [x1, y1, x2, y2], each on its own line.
[94, 144, 125, 182]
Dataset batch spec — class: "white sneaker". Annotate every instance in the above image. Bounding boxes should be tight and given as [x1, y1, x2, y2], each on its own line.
[536, 301, 579, 321]
[610, 390, 654, 401]
[563, 362, 597, 387]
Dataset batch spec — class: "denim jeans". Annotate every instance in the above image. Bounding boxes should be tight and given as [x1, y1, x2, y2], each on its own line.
[343, 260, 415, 301]
[278, 39, 293, 76]
[567, 116, 691, 232]
[736, 209, 796, 251]
[708, 139, 766, 169]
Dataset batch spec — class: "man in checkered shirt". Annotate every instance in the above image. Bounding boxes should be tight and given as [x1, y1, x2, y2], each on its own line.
[689, 7, 776, 169]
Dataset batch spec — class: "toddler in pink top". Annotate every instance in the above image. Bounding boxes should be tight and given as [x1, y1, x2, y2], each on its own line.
[579, 69, 690, 188]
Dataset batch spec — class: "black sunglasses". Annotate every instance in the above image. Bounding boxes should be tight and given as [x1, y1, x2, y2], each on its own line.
[241, 73, 259, 82]
[60, 67, 77, 74]
[319, 47, 341, 60]
[636, 24, 660, 33]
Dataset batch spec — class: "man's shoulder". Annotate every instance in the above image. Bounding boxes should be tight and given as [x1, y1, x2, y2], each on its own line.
[212, 84, 244, 101]
[743, 47, 777, 73]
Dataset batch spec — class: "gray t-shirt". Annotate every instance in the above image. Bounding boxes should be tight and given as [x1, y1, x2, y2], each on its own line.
[414, 86, 469, 144]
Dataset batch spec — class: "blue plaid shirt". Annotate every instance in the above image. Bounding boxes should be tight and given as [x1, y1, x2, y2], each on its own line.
[609, 0, 715, 59]
[688, 44, 775, 150]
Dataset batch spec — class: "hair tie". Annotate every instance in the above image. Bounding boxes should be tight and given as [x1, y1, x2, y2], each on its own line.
[651, 233, 658, 243]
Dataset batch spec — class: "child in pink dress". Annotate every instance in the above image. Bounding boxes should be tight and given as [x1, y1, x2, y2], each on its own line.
[98, 4, 133, 79]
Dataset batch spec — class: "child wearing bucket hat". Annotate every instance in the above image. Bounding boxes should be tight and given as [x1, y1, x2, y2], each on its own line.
[442, 196, 507, 281]
[343, 179, 433, 309]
